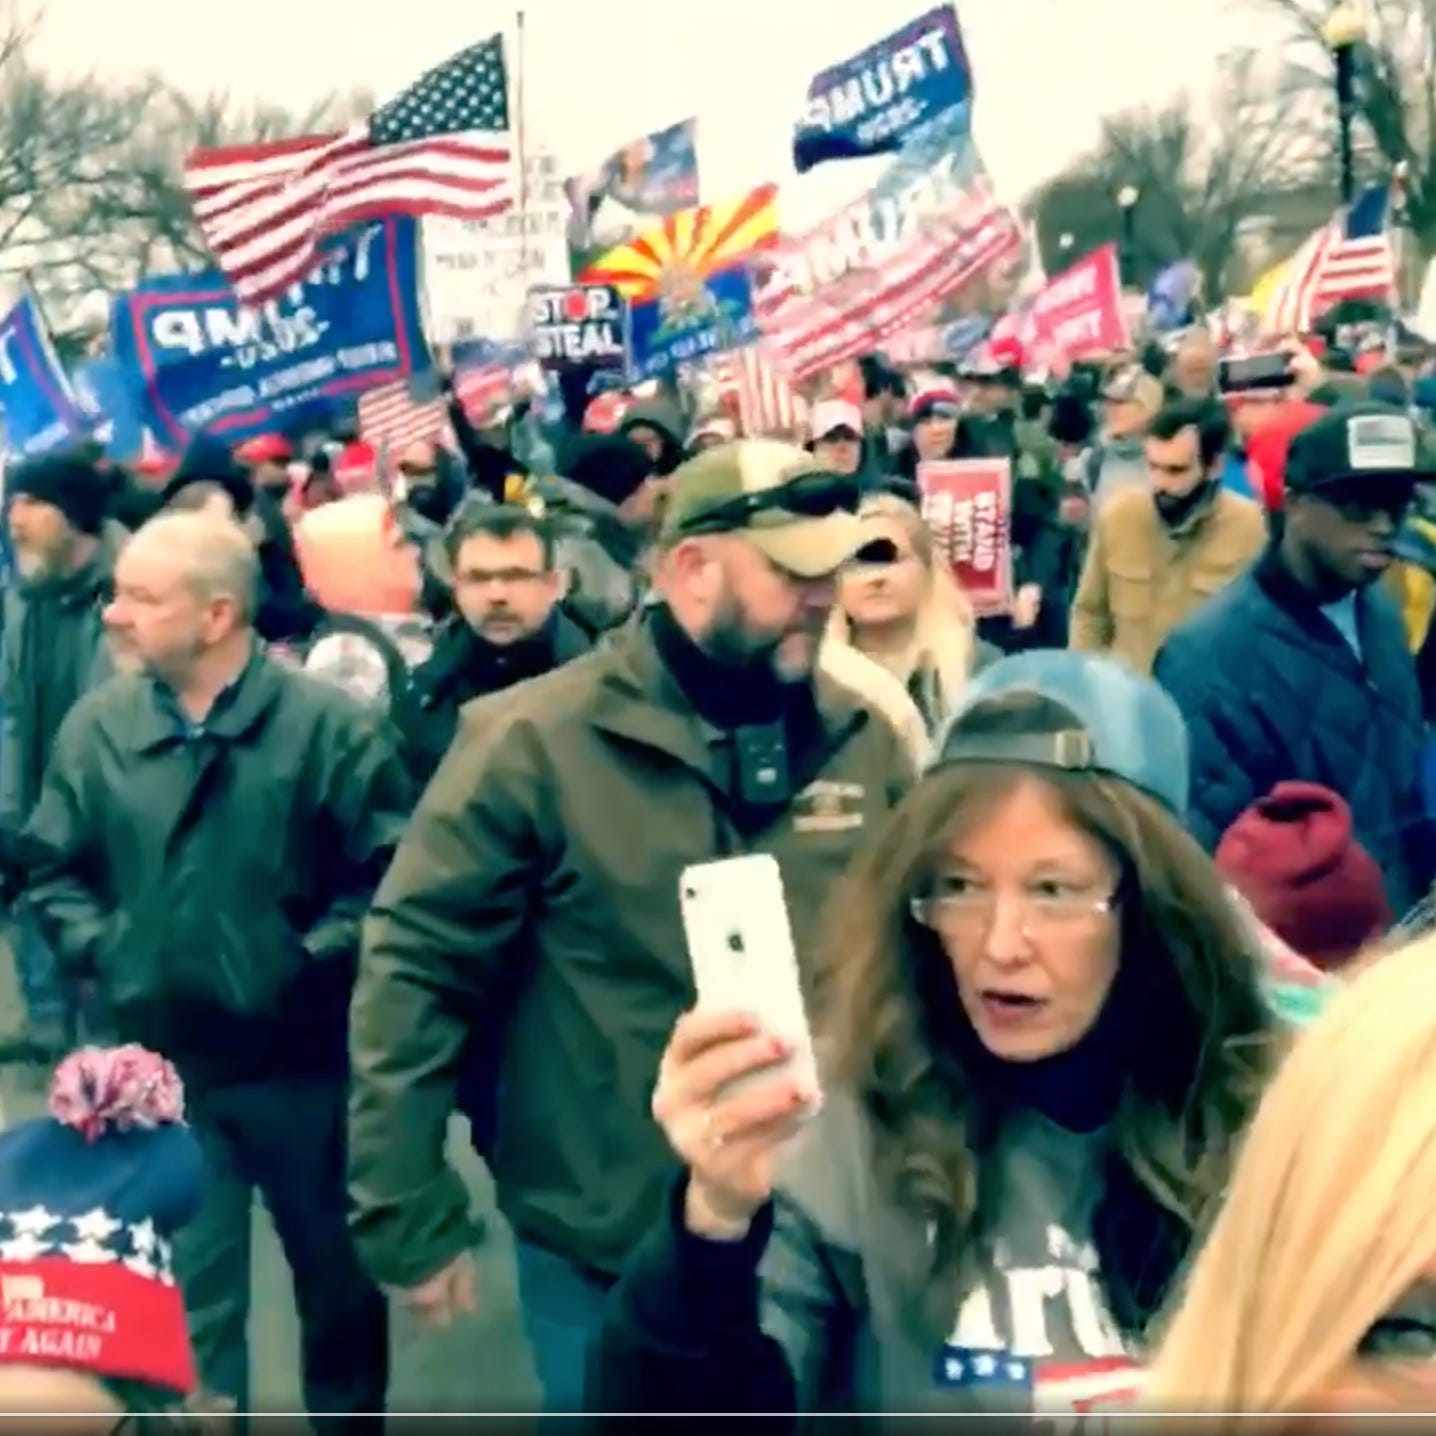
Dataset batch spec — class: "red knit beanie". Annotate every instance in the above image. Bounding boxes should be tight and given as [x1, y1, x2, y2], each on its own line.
[1215, 781, 1393, 970]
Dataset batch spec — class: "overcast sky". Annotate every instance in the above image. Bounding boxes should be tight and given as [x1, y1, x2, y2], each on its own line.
[26, 0, 1277, 226]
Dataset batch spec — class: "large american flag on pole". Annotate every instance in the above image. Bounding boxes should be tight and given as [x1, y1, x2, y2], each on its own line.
[1261, 184, 1396, 335]
[184, 37, 514, 306]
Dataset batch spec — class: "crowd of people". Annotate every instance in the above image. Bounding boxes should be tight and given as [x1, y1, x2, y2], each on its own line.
[2, 314, 1436, 1427]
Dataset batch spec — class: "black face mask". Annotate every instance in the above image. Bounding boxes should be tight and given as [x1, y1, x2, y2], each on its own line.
[1153, 479, 1214, 528]
[407, 483, 449, 523]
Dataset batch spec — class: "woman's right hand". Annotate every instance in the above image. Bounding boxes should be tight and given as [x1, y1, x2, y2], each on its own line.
[651, 1008, 818, 1241]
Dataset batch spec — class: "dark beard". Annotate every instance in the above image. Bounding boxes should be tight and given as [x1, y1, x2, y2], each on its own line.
[1153, 480, 1213, 528]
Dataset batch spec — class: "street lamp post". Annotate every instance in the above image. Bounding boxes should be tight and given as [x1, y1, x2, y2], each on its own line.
[1117, 186, 1140, 287]
[1323, 1, 1367, 206]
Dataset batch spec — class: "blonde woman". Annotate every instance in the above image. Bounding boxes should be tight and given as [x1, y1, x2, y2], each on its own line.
[827, 493, 991, 734]
[1148, 932, 1436, 1418]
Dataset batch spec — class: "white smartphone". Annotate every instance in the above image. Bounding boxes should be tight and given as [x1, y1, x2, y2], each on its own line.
[678, 853, 822, 1110]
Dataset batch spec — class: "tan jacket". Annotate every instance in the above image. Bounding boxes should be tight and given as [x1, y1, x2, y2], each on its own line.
[818, 640, 932, 770]
[1069, 486, 1267, 674]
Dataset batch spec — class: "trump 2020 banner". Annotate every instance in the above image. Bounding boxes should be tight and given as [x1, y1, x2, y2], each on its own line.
[110, 216, 430, 447]
[0, 290, 87, 457]
[792, 5, 972, 175]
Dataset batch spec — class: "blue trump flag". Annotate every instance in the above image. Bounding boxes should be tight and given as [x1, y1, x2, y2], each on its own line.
[110, 215, 430, 449]
[0, 290, 87, 457]
[792, 4, 972, 175]
[70, 355, 147, 461]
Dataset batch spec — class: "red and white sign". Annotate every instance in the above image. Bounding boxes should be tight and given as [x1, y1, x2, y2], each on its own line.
[753, 144, 1022, 380]
[918, 458, 1014, 617]
[995, 245, 1130, 367]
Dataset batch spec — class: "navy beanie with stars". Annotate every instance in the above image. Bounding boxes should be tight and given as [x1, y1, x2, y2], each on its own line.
[0, 1045, 204, 1396]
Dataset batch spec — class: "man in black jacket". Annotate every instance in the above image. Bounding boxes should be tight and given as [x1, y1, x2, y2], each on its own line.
[393, 503, 592, 785]
[23, 509, 410, 1422]
[1156, 402, 1433, 916]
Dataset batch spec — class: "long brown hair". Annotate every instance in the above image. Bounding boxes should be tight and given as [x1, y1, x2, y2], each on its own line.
[818, 694, 1278, 1337]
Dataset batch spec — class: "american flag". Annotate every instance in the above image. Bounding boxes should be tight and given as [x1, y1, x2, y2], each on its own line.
[357, 361, 515, 454]
[358, 382, 450, 456]
[709, 345, 808, 439]
[935, 1347, 1145, 1418]
[184, 37, 514, 306]
[1262, 184, 1395, 335]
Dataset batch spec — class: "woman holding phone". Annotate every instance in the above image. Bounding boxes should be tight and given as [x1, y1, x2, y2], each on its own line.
[586, 650, 1280, 1416]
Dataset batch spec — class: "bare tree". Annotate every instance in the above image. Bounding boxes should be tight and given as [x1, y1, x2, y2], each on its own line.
[0, 6, 157, 293]
[1032, 57, 1300, 296]
[0, 0, 372, 329]
[85, 83, 374, 283]
[1233, 0, 1436, 249]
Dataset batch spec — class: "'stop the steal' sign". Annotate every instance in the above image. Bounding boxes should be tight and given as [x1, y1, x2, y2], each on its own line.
[527, 284, 628, 370]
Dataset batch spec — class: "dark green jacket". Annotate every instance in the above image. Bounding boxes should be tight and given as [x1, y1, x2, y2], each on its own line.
[23, 651, 413, 1085]
[348, 621, 916, 1288]
[0, 522, 127, 828]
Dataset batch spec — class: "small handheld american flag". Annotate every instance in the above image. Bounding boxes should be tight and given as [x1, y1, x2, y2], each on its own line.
[936, 1347, 1145, 1426]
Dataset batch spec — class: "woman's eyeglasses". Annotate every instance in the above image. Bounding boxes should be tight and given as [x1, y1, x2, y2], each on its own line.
[911, 876, 1118, 934]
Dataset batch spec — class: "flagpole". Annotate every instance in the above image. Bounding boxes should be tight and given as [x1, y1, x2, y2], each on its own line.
[515, 10, 528, 220]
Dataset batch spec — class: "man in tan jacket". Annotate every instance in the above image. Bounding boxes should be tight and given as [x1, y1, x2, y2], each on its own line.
[1070, 397, 1267, 674]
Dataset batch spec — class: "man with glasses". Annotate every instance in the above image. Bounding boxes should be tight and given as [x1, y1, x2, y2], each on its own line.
[392, 504, 591, 785]
[1155, 402, 1434, 915]
[347, 439, 916, 1412]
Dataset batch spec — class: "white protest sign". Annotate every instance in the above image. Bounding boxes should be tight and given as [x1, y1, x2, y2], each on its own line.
[422, 149, 569, 345]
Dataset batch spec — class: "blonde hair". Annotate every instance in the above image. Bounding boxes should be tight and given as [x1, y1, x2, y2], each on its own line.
[1147, 932, 1436, 1419]
[827, 493, 976, 730]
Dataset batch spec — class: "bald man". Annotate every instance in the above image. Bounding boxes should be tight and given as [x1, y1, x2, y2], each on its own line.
[22, 510, 413, 1419]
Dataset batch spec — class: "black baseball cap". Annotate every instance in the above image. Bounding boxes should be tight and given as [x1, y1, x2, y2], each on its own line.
[1286, 402, 1433, 494]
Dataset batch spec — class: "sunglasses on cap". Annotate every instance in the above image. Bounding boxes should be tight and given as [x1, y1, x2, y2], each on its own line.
[398, 461, 437, 479]
[914, 401, 960, 420]
[681, 471, 860, 535]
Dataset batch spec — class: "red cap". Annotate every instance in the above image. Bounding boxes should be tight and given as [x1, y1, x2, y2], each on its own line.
[988, 335, 1025, 372]
[583, 392, 630, 434]
[1216, 781, 1392, 970]
[235, 434, 292, 465]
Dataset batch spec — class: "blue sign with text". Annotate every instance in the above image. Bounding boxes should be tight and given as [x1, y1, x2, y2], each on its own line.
[626, 267, 756, 379]
[110, 215, 430, 447]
